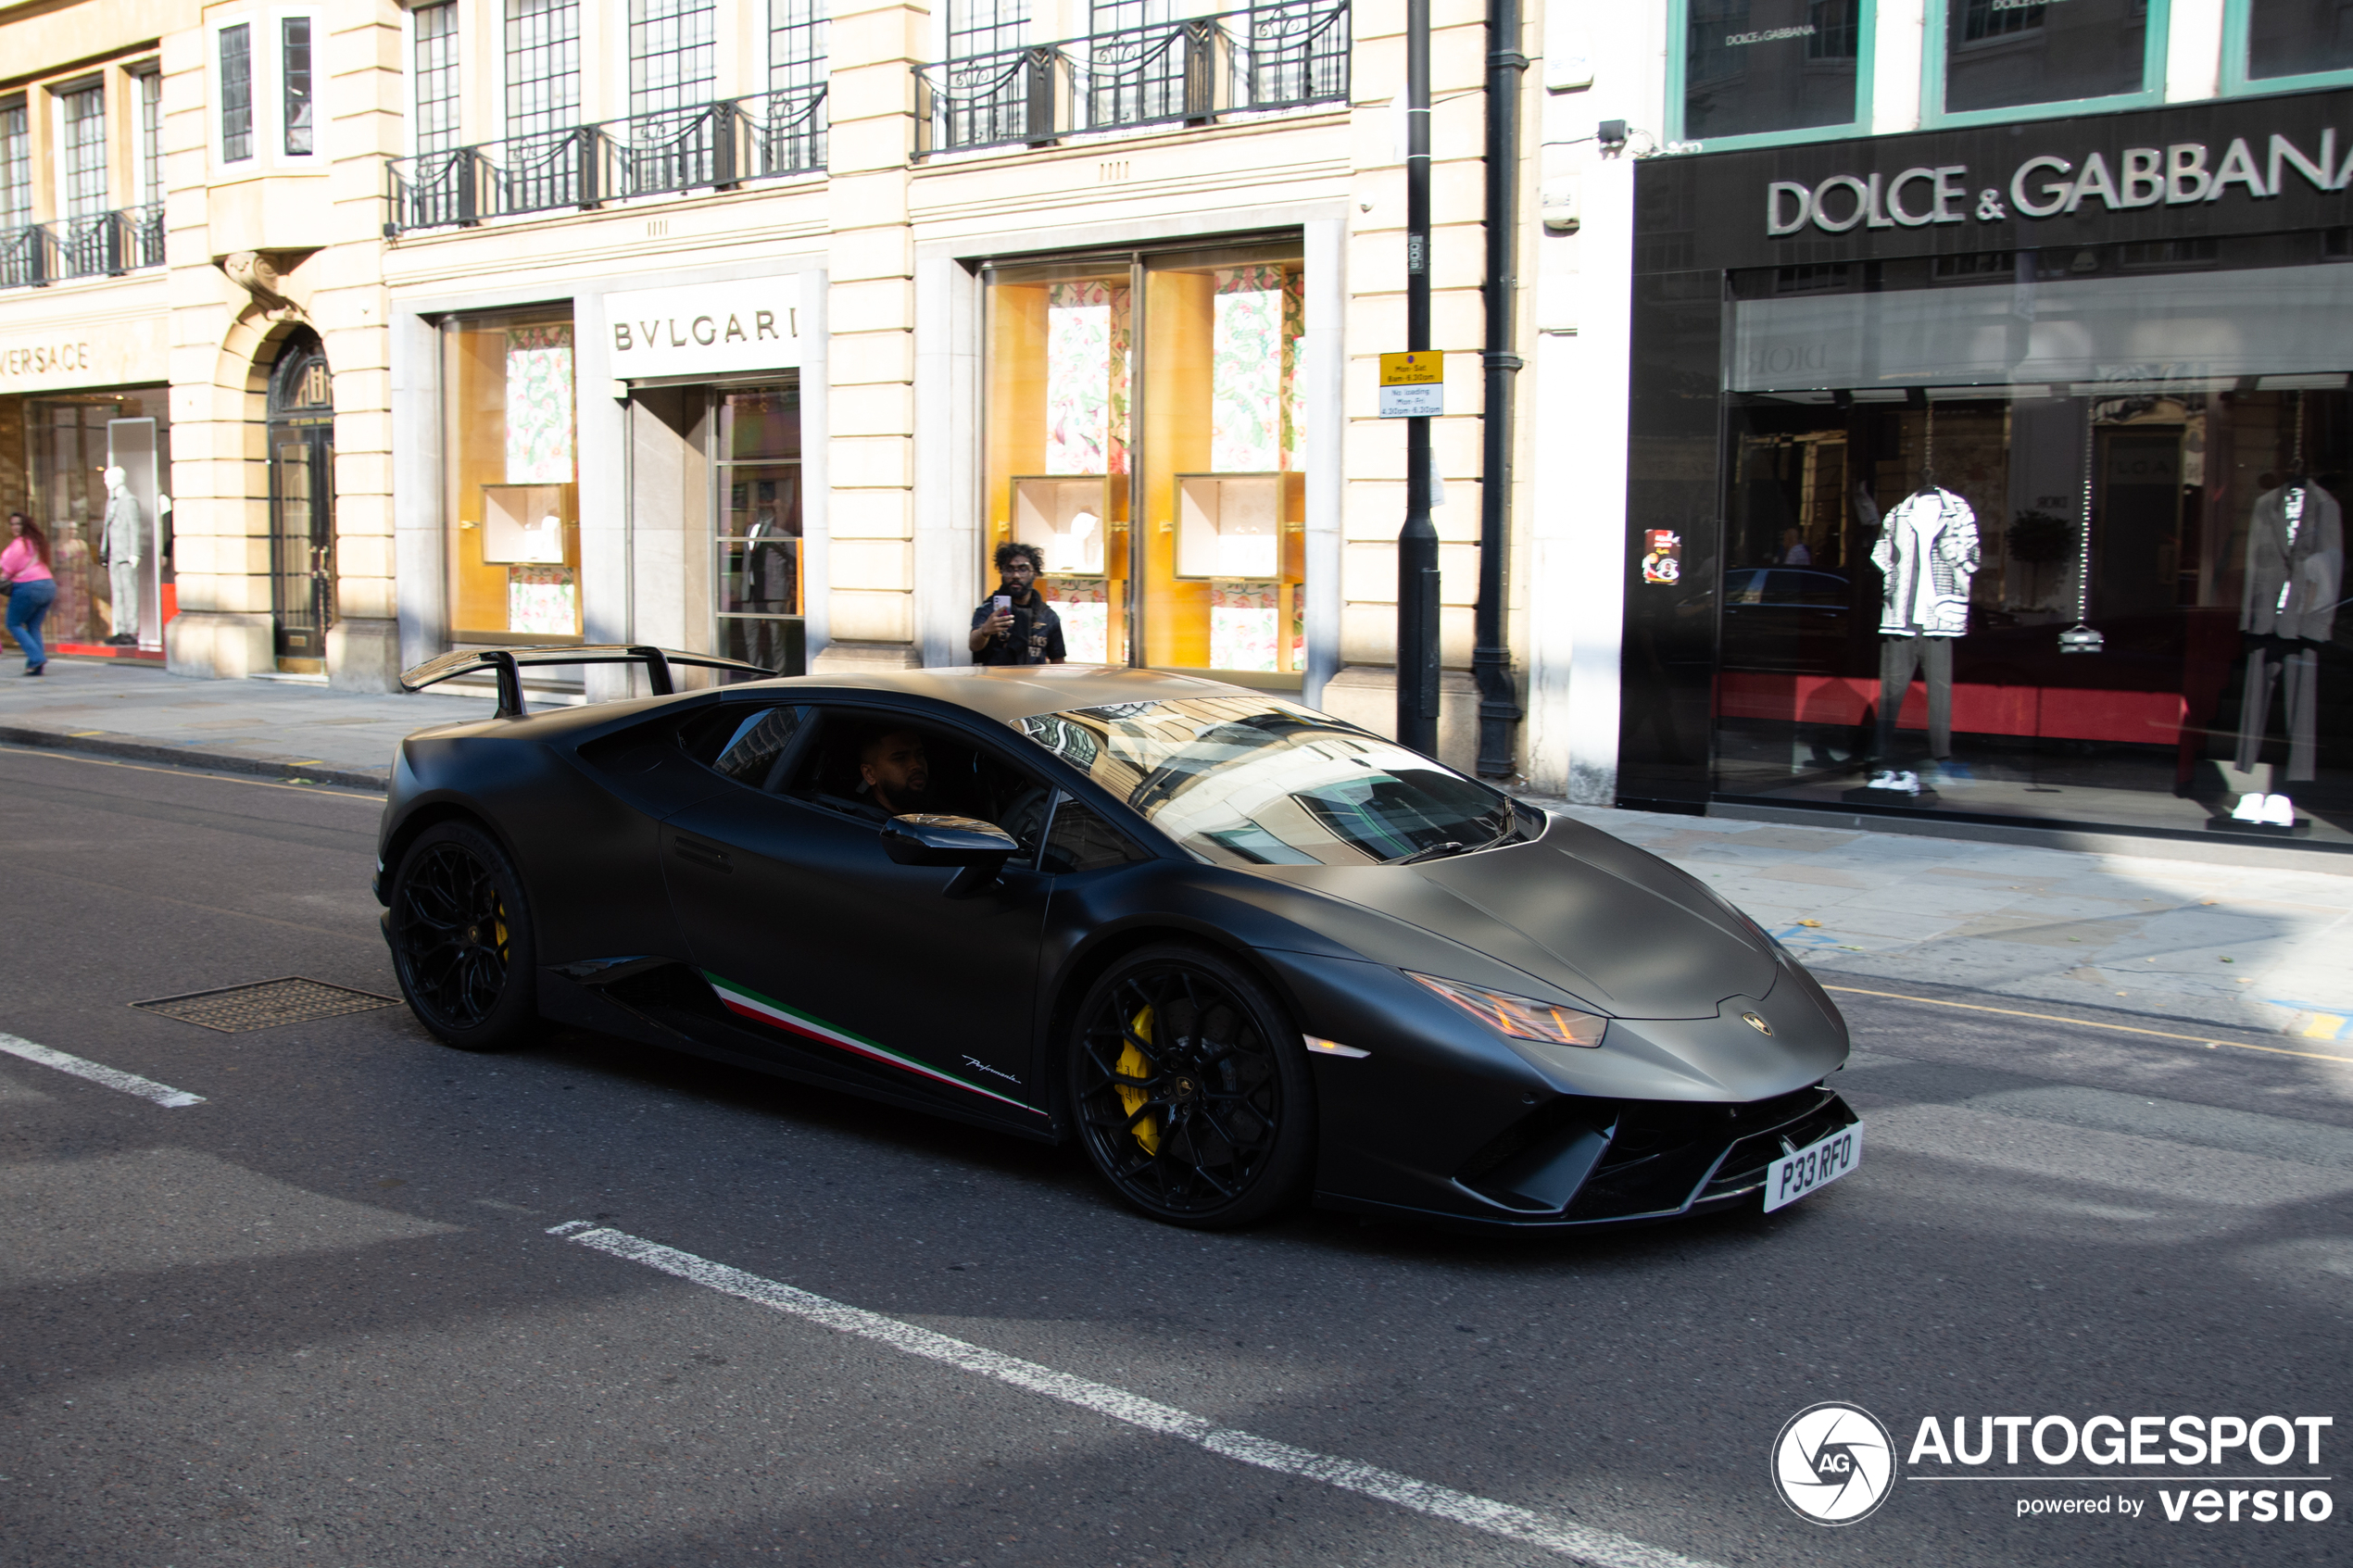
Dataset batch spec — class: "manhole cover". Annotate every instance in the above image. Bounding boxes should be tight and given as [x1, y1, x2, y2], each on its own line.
[132, 977, 402, 1033]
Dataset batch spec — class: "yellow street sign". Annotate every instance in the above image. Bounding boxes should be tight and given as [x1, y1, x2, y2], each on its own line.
[1379, 351, 1444, 386]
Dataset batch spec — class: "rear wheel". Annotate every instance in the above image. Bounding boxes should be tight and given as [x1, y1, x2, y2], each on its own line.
[388, 821, 538, 1051]
[1067, 945, 1313, 1228]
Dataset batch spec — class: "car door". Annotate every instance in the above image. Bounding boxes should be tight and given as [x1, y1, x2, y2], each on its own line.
[657, 702, 1057, 1128]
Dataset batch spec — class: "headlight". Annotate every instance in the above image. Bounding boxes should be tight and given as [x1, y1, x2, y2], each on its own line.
[1407, 972, 1607, 1048]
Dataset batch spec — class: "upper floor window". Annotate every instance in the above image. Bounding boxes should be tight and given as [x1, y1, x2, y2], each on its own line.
[631, 0, 716, 118]
[283, 18, 314, 156]
[136, 69, 163, 205]
[506, 0, 581, 139]
[1933, 0, 2162, 121]
[1672, 0, 1869, 149]
[61, 84, 108, 217]
[220, 23, 255, 161]
[0, 103, 28, 230]
[414, 1, 461, 153]
[949, 0, 1028, 60]
[2231, 0, 2353, 92]
[769, 0, 828, 94]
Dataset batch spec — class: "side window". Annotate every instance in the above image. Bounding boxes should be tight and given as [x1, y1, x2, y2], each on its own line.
[783, 710, 1055, 865]
[1038, 798, 1142, 874]
[683, 704, 809, 791]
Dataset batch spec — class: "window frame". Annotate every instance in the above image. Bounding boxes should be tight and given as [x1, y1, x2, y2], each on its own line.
[216, 19, 256, 164]
[2220, 0, 2353, 98]
[54, 77, 109, 220]
[210, 11, 321, 171]
[1665, 0, 1878, 154]
[132, 64, 164, 207]
[410, 0, 464, 156]
[1920, 0, 2173, 131]
[0, 98, 30, 231]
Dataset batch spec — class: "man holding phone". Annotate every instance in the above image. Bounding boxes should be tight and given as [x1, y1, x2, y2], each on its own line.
[968, 541, 1065, 666]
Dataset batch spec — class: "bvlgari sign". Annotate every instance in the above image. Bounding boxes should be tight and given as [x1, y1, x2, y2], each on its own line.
[598, 273, 809, 379]
[1766, 132, 2344, 236]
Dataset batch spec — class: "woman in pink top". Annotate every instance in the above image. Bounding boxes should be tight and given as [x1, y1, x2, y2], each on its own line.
[2, 512, 57, 675]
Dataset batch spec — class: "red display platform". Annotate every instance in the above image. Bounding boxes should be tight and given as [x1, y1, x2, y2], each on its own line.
[1718, 671, 2189, 746]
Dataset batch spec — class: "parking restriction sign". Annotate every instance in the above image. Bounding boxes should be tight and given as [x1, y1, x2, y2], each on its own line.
[1378, 351, 1443, 418]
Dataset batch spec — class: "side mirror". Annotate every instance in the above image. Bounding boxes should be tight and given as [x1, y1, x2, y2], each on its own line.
[881, 814, 1017, 897]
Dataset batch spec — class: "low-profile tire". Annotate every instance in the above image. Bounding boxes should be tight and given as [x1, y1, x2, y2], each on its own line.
[387, 820, 539, 1052]
[1066, 943, 1314, 1229]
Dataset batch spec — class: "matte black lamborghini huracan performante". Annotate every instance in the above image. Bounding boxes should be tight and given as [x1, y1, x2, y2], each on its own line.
[377, 647, 1860, 1232]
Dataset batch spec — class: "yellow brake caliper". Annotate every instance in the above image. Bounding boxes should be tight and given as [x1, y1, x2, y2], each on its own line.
[1116, 1006, 1161, 1155]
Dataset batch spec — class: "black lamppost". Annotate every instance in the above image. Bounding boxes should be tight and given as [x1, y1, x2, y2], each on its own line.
[1395, 0, 1440, 755]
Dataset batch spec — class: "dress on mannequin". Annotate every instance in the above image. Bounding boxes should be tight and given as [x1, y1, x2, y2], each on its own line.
[1869, 486, 1979, 762]
[2236, 481, 2342, 784]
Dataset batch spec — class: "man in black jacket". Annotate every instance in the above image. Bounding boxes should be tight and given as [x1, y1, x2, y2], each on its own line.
[968, 541, 1065, 666]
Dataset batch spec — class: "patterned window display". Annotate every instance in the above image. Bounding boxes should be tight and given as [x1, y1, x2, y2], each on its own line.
[442, 311, 582, 642]
[984, 244, 1309, 676]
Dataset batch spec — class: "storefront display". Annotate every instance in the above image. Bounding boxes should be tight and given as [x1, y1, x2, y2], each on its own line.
[1625, 89, 2353, 851]
[441, 309, 581, 643]
[15, 390, 170, 654]
[983, 242, 1309, 676]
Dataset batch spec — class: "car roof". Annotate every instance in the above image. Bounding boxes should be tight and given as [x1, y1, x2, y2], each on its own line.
[737, 664, 1262, 724]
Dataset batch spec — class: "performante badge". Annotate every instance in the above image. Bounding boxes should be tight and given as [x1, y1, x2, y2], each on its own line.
[1771, 1402, 1895, 1524]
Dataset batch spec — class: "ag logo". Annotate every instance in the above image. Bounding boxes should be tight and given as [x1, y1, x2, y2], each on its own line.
[1771, 1401, 1895, 1524]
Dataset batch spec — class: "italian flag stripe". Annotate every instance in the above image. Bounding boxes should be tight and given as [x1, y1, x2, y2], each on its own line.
[702, 972, 1040, 1116]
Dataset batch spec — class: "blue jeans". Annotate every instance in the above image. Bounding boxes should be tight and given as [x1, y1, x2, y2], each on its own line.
[6, 578, 55, 668]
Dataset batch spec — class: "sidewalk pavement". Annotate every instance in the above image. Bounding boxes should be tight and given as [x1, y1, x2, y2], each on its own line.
[4, 656, 2347, 1048]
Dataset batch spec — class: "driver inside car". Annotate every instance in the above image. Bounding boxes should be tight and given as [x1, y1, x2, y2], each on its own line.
[857, 727, 941, 819]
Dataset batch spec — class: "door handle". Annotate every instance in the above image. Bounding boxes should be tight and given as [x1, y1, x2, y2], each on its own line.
[673, 838, 731, 872]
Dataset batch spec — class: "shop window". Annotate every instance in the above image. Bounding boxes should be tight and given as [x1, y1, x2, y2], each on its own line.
[1670, 0, 1871, 151]
[1710, 257, 2351, 845]
[2225, 0, 2353, 94]
[1928, 0, 2166, 125]
[983, 243, 1309, 677]
[442, 309, 582, 644]
[24, 392, 171, 651]
[714, 383, 805, 675]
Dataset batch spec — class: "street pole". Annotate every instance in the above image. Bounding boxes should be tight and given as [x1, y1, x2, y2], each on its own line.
[1395, 0, 1440, 755]
[1472, 0, 1526, 778]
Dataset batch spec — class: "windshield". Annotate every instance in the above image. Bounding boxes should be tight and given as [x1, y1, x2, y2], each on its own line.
[1013, 697, 1515, 868]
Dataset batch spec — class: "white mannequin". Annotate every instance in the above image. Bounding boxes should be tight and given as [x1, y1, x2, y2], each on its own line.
[101, 465, 142, 645]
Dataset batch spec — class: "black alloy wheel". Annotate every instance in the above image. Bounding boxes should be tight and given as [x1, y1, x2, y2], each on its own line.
[388, 821, 539, 1051]
[1068, 945, 1313, 1228]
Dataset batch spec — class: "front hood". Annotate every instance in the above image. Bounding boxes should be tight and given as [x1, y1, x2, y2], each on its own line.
[1255, 813, 1776, 1019]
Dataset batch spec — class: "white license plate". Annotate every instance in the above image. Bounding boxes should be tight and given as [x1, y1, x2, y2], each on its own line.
[1764, 1121, 1863, 1212]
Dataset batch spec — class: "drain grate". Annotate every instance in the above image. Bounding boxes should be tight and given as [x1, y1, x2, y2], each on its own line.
[132, 977, 403, 1034]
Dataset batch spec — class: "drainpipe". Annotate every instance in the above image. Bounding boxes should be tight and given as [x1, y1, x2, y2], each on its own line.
[1472, 0, 1526, 778]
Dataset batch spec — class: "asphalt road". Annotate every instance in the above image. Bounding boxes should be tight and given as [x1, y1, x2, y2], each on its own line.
[1, 742, 2347, 1568]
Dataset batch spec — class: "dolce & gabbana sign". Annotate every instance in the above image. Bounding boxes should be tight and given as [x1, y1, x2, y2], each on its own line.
[1635, 87, 2353, 276]
[1766, 131, 2345, 236]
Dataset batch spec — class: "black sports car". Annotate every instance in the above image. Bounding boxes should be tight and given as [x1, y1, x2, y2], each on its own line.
[377, 646, 1858, 1232]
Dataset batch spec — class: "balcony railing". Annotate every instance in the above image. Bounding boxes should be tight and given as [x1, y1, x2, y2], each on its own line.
[0, 205, 166, 289]
[385, 88, 828, 235]
[916, 1, 1349, 157]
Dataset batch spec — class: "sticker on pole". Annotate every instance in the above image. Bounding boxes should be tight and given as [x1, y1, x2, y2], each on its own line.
[1378, 352, 1443, 418]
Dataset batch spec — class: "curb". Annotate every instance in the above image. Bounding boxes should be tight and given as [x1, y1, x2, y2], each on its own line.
[0, 723, 391, 792]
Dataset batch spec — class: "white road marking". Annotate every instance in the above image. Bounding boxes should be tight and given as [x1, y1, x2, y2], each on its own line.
[548, 1221, 1723, 1568]
[0, 1034, 205, 1108]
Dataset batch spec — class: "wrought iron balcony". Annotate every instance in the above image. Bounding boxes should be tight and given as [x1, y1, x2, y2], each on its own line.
[915, 1, 1349, 157]
[0, 205, 166, 289]
[385, 88, 828, 236]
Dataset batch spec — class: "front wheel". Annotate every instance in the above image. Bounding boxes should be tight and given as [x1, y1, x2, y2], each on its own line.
[1066, 945, 1314, 1228]
[387, 820, 539, 1051]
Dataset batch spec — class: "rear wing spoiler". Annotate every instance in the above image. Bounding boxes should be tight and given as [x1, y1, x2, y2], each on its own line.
[399, 645, 777, 718]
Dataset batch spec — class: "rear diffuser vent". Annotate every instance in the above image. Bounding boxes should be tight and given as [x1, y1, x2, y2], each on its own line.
[132, 977, 402, 1034]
